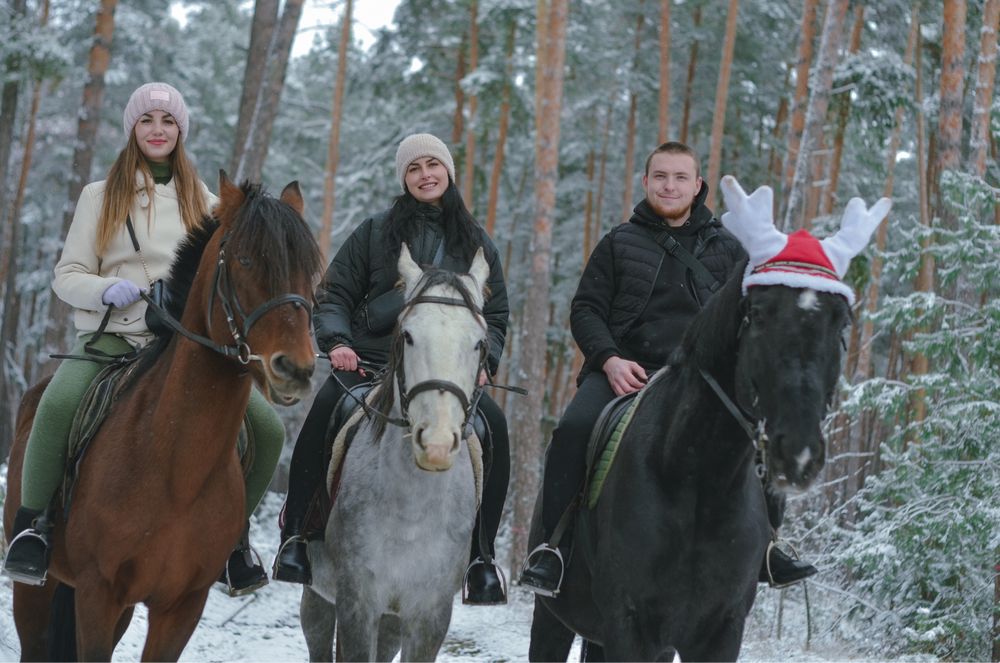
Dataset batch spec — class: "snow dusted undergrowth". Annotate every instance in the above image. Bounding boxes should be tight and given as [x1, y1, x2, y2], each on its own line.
[1, 492, 887, 662]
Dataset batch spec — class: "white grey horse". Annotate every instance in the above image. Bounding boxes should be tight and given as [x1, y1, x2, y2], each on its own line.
[300, 244, 490, 662]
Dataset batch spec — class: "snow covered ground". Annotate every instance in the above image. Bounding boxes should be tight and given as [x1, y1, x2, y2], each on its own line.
[0, 492, 883, 662]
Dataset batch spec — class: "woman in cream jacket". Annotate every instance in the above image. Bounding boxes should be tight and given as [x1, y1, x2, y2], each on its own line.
[2, 82, 282, 597]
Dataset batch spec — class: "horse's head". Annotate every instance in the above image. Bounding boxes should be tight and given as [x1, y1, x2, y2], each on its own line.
[394, 243, 490, 471]
[720, 176, 891, 488]
[205, 171, 323, 404]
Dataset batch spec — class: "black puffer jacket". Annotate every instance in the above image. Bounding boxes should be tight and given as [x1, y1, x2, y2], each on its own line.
[313, 206, 509, 374]
[570, 182, 745, 381]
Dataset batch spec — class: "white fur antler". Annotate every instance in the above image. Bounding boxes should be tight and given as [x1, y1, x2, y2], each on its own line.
[719, 175, 787, 267]
[820, 196, 893, 277]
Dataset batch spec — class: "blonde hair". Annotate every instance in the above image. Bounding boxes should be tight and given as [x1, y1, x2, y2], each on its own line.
[96, 133, 209, 255]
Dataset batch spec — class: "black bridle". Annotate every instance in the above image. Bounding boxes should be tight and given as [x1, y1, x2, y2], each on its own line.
[392, 293, 489, 438]
[142, 232, 312, 364]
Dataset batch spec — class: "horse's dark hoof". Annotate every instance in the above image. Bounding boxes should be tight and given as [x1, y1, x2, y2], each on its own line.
[518, 544, 564, 597]
[2, 528, 50, 586]
[272, 536, 312, 585]
[219, 545, 269, 596]
[760, 543, 818, 588]
[463, 558, 508, 605]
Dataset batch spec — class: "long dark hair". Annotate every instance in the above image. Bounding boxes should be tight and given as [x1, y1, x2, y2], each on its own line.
[383, 181, 481, 264]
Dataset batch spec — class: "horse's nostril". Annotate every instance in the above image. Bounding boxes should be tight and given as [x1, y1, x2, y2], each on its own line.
[271, 353, 314, 382]
[415, 427, 426, 450]
[451, 432, 459, 453]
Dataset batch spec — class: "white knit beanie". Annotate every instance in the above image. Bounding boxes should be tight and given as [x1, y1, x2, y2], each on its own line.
[394, 133, 456, 192]
[122, 82, 190, 139]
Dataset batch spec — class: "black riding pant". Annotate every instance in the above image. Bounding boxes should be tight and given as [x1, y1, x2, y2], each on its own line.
[285, 372, 511, 562]
[541, 371, 617, 536]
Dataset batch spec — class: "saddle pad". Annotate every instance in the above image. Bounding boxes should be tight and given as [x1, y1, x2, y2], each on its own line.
[325, 383, 484, 506]
[585, 390, 645, 509]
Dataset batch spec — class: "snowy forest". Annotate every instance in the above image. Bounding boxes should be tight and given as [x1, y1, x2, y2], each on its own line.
[0, 0, 998, 660]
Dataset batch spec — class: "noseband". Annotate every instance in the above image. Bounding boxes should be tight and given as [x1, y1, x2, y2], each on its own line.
[393, 292, 488, 438]
[143, 232, 312, 364]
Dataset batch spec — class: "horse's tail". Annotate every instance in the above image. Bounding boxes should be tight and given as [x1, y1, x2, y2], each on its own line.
[47, 582, 77, 662]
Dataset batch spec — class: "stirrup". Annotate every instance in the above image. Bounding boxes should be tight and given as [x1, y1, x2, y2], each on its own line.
[219, 544, 268, 597]
[462, 556, 509, 605]
[271, 535, 312, 584]
[518, 543, 564, 598]
[763, 539, 811, 589]
[1, 529, 50, 587]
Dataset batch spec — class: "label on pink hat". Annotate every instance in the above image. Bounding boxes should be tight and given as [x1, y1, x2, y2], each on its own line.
[149, 90, 170, 102]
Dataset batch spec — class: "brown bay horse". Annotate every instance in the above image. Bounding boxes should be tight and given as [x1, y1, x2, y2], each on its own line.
[3, 173, 322, 661]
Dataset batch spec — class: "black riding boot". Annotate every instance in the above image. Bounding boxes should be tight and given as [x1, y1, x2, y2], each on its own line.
[519, 543, 565, 597]
[2, 507, 51, 586]
[218, 522, 268, 596]
[759, 541, 818, 588]
[273, 518, 312, 585]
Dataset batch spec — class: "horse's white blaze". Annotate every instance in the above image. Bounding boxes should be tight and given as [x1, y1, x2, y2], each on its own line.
[797, 289, 819, 311]
[795, 446, 812, 473]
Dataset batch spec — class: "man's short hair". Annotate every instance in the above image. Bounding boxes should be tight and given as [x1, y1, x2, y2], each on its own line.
[644, 141, 701, 177]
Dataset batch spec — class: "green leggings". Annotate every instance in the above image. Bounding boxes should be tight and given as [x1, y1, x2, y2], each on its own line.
[21, 333, 284, 519]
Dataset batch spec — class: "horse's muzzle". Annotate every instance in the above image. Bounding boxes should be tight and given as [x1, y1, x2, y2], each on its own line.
[412, 425, 461, 471]
[265, 353, 315, 404]
[767, 431, 825, 489]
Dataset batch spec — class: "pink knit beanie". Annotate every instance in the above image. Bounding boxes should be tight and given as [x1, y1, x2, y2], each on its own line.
[122, 82, 190, 138]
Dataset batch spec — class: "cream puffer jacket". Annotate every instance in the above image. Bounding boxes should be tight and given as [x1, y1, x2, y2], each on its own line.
[53, 172, 217, 347]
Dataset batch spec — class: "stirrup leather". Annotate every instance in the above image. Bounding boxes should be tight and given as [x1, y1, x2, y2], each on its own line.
[2, 529, 50, 587]
[462, 556, 509, 605]
[518, 543, 565, 598]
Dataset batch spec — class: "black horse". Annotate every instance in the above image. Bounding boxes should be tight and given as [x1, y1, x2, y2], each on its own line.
[527, 261, 851, 661]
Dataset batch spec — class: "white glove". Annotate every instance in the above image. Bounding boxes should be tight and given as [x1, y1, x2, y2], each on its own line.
[102, 280, 145, 308]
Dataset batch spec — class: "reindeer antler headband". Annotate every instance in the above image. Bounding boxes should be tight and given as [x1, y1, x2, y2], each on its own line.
[719, 176, 892, 305]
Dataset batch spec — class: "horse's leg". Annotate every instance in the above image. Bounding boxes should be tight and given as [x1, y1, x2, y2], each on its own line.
[113, 607, 136, 649]
[581, 639, 606, 661]
[140, 588, 210, 662]
[11, 582, 58, 662]
[685, 615, 745, 662]
[334, 597, 377, 662]
[529, 598, 576, 662]
[375, 614, 401, 663]
[73, 581, 127, 661]
[399, 601, 452, 663]
[299, 586, 336, 662]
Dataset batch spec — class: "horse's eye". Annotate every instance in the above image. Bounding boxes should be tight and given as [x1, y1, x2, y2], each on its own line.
[402, 330, 414, 346]
[238, 255, 252, 267]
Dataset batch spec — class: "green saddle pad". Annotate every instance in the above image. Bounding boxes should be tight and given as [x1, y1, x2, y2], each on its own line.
[585, 388, 648, 509]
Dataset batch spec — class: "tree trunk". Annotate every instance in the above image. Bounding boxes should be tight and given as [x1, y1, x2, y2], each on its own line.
[679, 5, 700, 144]
[935, 0, 967, 222]
[234, 0, 305, 183]
[855, 6, 918, 382]
[0, 0, 27, 258]
[621, 10, 645, 223]
[43, 0, 117, 375]
[782, 0, 849, 231]
[911, 23, 933, 427]
[706, 0, 740, 210]
[486, 19, 516, 236]
[657, 0, 671, 143]
[767, 68, 791, 185]
[822, 3, 865, 215]
[593, 102, 613, 242]
[968, 0, 999, 176]
[509, 0, 568, 577]
[781, 0, 819, 206]
[462, 0, 479, 207]
[317, 0, 353, 262]
[230, 0, 278, 176]
[452, 31, 467, 147]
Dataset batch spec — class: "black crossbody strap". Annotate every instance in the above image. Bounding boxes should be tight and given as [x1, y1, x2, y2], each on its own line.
[644, 226, 721, 293]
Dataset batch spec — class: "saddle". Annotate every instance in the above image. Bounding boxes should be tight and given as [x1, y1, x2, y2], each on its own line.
[61, 357, 255, 516]
[583, 390, 644, 509]
[300, 381, 490, 540]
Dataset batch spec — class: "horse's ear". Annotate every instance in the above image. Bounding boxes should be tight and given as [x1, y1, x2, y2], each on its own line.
[397, 243, 422, 293]
[216, 169, 245, 227]
[280, 181, 305, 216]
[468, 247, 489, 293]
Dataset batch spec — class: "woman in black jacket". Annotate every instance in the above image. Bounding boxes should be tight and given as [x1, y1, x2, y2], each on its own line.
[273, 133, 511, 604]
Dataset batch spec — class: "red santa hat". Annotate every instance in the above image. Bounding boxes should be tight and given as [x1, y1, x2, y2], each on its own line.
[719, 176, 892, 305]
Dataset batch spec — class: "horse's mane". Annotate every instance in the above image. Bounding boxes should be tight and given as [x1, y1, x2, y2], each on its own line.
[131, 181, 322, 378]
[671, 258, 748, 376]
[368, 267, 482, 441]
